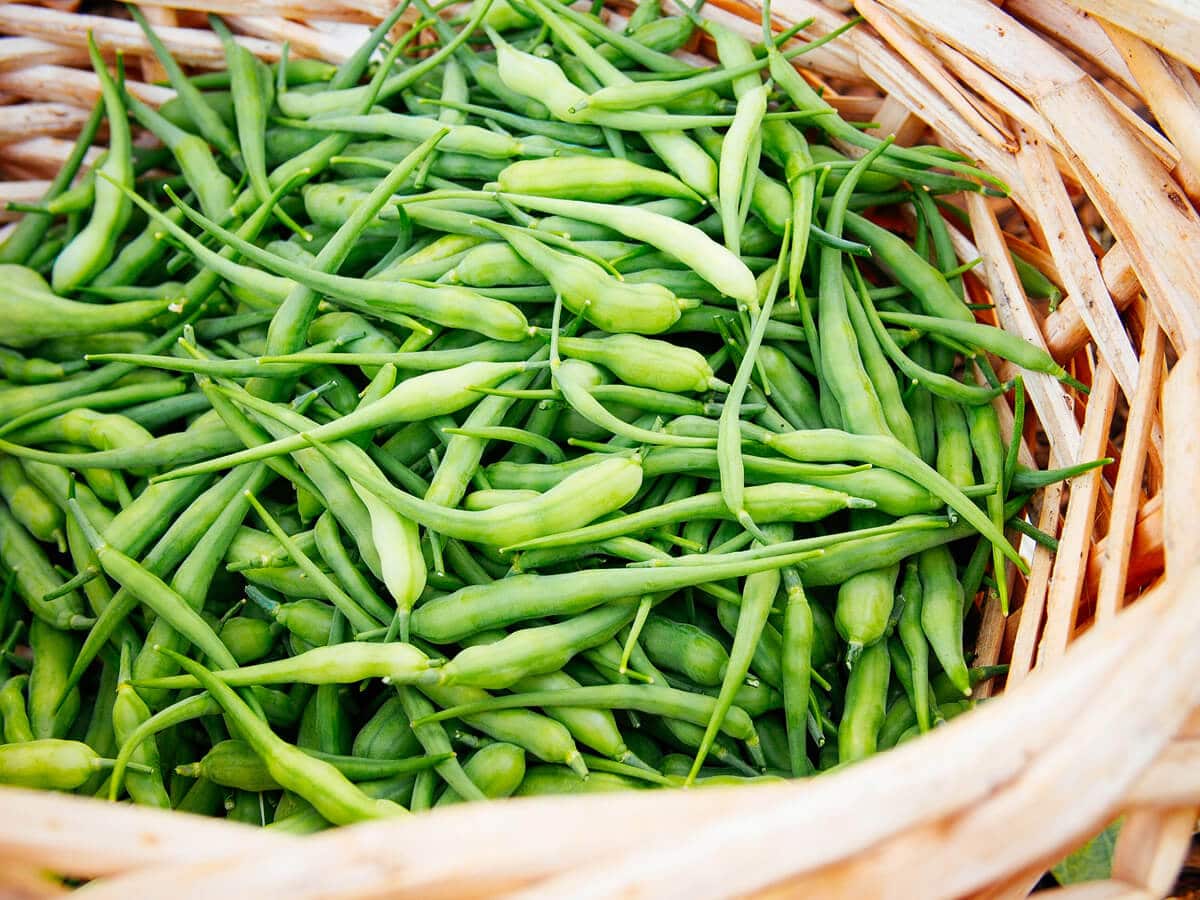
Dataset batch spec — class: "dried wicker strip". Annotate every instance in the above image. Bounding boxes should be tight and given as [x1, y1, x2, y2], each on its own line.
[925, 39, 1061, 163]
[1064, 0, 1200, 74]
[1014, 126, 1140, 397]
[1162, 351, 1200, 576]
[0, 788, 295, 880]
[0, 861, 69, 899]
[1044, 245, 1140, 363]
[1103, 24, 1200, 202]
[135, 6, 175, 85]
[0, 135, 103, 178]
[878, 0, 1200, 354]
[966, 192, 1083, 459]
[865, 95, 925, 144]
[0, 64, 173, 108]
[0, 178, 51, 220]
[0, 36, 87, 73]
[0, 101, 92, 143]
[0, 4, 283, 68]
[1005, 0, 1138, 96]
[842, 26, 1023, 189]
[1104, 350, 1200, 899]
[1037, 362, 1117, 663]
[854, 0, 1014, 151]
[1085, 492, 1164, 600]
[1126, 740, 1200, 807]
[971, 590, 1007, 698]
[1110, 807, 1197, 898]
[125, 0, 387, 23]
[225, 15, 355, 65]
[1095, 321, 1165, 621]
[976, 5, 1178, 175]
[1006, 466, 1061, 687]
[970, 863, 1053, 900]
[1093, 77, 1186, 174]
[700, 0, 864, 82]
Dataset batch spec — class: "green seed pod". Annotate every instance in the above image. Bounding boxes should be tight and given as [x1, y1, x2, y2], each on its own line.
[640, 615, 730, 687]
[0, 740, 118, 790]
[555, 334, 714, 393]
[352, 696, 422, 761]
[495, 157, 702, 203]
[435, 742, 526, 806]
[5, 267, 169, 349]
[0, 456, 63, 545]
[220, 617, 282, 665]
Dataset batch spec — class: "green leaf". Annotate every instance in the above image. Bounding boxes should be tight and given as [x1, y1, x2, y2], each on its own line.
[1052, 819, 1122, 885]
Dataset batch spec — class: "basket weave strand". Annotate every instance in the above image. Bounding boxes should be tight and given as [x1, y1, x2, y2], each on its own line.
[0, 0, 1196, 895]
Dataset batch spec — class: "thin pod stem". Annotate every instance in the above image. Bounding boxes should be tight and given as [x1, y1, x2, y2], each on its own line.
[719, 222, 790, 543]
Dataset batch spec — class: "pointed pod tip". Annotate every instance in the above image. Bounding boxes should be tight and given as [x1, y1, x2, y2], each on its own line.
[566, 753, 590, 780]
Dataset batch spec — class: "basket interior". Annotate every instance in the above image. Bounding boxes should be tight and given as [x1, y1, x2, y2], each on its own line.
[0, 0, 1196, 896]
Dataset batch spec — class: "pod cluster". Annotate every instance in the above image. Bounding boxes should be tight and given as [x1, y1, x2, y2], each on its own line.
[0, 0, 1094, 826]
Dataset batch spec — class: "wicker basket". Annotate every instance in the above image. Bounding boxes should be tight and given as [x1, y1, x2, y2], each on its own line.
[1, 0, 1197, 896]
